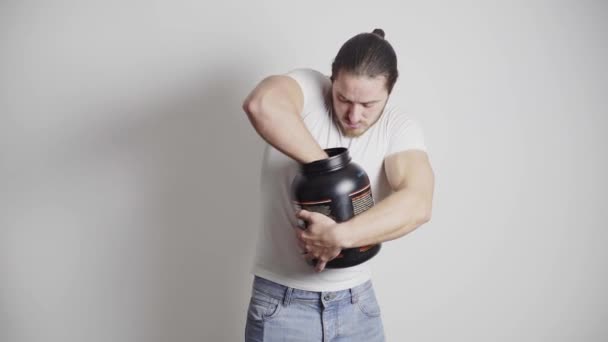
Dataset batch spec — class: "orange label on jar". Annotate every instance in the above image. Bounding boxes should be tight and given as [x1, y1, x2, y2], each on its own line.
[359, 245, 373, 252]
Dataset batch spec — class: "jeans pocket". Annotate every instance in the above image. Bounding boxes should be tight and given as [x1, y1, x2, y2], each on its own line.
[356, 291, 382, 318]
[247, 290, 282, 322]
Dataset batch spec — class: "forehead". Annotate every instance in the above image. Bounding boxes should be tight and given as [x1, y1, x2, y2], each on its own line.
[332, 72, 387, 101]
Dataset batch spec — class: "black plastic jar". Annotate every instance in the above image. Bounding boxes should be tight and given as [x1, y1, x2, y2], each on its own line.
[291, 147, 381, 268]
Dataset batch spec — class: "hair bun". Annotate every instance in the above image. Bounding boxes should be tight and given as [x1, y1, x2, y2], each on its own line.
[372, 28, 385, 38]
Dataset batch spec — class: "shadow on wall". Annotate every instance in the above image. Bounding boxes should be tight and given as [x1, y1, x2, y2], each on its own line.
[123, 65, 263, 341]
[17, 64, 262, 341]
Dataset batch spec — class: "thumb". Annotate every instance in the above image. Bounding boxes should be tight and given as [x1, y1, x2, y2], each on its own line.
[296, 209, 312, 220]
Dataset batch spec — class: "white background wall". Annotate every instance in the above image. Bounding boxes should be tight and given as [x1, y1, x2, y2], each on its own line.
[1, 1, 606, 341]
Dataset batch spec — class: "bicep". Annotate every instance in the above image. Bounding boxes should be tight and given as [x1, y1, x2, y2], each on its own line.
[243, 75, 304, 116]
[274, 75, 304, 114]
[384, 150, 435, 195]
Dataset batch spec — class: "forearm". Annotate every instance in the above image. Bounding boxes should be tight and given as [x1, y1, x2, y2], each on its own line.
[247, 105, 327, 163]
[336, 187, 432, 248]
[243, 77, 327, 163]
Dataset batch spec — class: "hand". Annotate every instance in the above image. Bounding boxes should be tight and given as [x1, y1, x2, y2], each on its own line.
[295, 209, 344, 272]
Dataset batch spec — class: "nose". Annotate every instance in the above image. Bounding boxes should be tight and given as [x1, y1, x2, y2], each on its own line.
[347, 104, 363, 123]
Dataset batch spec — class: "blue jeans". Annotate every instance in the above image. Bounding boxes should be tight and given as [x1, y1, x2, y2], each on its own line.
[245, 276, 385, 341]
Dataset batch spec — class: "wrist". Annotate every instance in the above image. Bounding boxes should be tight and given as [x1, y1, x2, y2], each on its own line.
[334, 221, 356, 249]
[307, 149, 329, 163]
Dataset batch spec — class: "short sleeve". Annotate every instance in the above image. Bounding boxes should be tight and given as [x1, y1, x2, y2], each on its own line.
[285, 68, 331, 115]
[386, 113, 428, 156]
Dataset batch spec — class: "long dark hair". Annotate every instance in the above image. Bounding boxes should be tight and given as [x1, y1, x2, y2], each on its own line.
[331, 28, 399, 93]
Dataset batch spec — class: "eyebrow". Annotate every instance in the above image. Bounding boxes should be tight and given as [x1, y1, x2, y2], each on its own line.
[336, 92, 382, 105]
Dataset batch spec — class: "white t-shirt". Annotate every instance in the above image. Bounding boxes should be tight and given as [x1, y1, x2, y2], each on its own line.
[250, 68, 427, 291]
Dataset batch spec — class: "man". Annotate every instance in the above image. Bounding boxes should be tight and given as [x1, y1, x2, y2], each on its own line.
[242, 28, 435, 341]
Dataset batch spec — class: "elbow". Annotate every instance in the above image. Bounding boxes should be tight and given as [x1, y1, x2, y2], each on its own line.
[242, 95, 261, 119]
[242, 95, 270, 132]
[417, 203, 433, 225]
[242, 94, 274, 136]
[419, 211, 431, 225]
[243, 90, 275, 127]
[242, 76, 279, 120]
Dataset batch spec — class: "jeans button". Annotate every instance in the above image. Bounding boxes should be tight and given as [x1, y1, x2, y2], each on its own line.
[323, 294, 331, 301]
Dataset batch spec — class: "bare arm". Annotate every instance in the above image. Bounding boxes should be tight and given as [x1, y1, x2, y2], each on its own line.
[242, 75, 327, 163]
[296, 149, 435, 271]
[336, 149, 435, 248]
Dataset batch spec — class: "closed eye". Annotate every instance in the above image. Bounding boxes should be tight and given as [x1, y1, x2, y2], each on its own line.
[338, 96, 351, 104]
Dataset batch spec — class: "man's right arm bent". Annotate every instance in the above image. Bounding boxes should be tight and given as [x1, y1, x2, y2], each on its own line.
[242, 75, 328, 163]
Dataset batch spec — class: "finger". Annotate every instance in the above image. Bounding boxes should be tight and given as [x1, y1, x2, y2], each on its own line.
[315, 260, 327, 272]
[297, 228, 315, 242]
[296, 209, 315, 221]
[295, 230, 311, 245]
[295, 210, 311, 229]
[297, 240, 308, 253]
[330, 248, 342, 259]
[295, 228, 303, 239]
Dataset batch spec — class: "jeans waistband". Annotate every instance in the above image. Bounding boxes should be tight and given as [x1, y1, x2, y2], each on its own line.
[252, 276, 373, 305]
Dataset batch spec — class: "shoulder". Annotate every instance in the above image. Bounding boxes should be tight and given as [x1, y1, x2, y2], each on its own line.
[379, 102, 423, 132]
[375, 102, 428, 155]
[285, 68, 332, 108]
[285, 68, 329, 83]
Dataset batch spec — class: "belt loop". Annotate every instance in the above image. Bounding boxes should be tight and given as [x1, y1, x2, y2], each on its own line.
[349, 288, 358, 304]
[283, 287, 294, 306]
